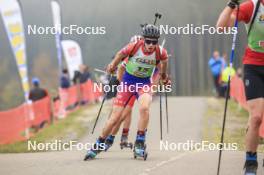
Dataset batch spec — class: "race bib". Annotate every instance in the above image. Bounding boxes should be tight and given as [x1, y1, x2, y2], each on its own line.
[259, 41, 264, 48]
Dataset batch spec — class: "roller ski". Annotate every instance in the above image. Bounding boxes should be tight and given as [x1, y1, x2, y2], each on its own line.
[104, 135, 115, 151]
[120, 135, 133, 150]
[84, 138, 105, 161]
[133, 135, 148, 161]
[244, 160, 258, 175]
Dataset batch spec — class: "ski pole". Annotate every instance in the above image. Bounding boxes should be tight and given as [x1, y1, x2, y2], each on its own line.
[140, 13, 162, 28]
[91, 74, 113, 134]
[154, 12, 163, 140]
[94, 68, 116, 76]
[154, 13, 162, 25]
[94, 68, 107, 74]
[160, 39, 169, 134]
[159, 86, 163, 141]
[216, 4, 240, 175]
[165, 92, 169, 133]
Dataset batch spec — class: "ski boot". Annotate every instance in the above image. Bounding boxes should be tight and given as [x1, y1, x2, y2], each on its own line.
[244, 160, 258, 175]
[133, 136, 148, 161]
[84, 138, 105, 161]
[104, 135, 115, 151]
[120, 135, 133, 150]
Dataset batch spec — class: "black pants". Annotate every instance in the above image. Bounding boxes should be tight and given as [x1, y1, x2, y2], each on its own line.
[244, 65, 264, 100]
[212, 74, 220, 96]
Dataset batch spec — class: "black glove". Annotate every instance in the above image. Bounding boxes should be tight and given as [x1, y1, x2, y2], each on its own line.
[227, 0, 240, 9]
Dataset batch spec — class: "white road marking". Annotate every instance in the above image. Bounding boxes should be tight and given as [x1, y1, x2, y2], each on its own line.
[138, 152, 189, 175]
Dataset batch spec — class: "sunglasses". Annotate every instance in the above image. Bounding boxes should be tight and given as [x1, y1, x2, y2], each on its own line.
[145, 39, 158, 45]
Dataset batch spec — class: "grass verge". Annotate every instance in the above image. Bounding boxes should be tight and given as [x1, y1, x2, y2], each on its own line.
[0, 103, 108, 153]
[203, 97, 264, 152]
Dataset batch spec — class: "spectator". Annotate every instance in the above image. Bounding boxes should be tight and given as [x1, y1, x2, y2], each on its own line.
[73, 64, 91, 84]
[219, 66, 236, 97]
[28, 77, 48, 132]
[60, 68, 71, 89]
[80, 65, 91, 83]
[72, 64, 92, 106]
[28, 77, 48, 102]
[208, 51, 222, 96]
[221, 53, 228, 69]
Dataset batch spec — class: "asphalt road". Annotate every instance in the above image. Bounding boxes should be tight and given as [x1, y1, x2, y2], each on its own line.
[0, 97, 263, 175]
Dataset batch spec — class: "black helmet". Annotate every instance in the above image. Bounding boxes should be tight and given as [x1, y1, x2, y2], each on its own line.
[142, 24, 160, 39]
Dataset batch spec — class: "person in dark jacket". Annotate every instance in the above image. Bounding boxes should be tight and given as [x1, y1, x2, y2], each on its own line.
[28, 77, 48, 132]
[72, 64, 91, 84]
[60, 68, 71, 89]
[28, 77, 48, 102]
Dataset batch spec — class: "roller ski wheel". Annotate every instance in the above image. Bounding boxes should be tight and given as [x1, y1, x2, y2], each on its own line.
[84, 150, 97, 161]
[133, 147, 148, 161]
[133, 142, 148, 161]
[120, 141, 133, 150]
[84, 138, 105, 161]
[245, 172, 257, 175]
[244, 160, 258, 175]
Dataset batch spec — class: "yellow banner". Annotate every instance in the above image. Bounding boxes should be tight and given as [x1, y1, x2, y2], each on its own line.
[0, 0, 29, 100]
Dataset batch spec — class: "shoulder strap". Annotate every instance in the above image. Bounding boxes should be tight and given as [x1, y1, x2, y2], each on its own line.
[155, 45, 162, 65]
[128, 40, 143, 58]
[155, 45, 161, 60]
[248, 0, 261, 36]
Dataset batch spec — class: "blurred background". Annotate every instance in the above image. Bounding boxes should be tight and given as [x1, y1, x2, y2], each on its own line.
[0, 0, 248, 109]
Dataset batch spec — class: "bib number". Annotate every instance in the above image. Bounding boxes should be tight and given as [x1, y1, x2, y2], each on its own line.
[134, 67, 151, 77]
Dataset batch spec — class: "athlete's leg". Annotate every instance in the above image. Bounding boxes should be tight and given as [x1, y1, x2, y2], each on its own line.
[246, 98, 264, 152]
[85, 89, 133, 158]
[243, 65, 264, 173]
[120, 107, 133, 145]
[137, 93, 152, 131]
[123, 108, 132, 130]
[110, 106, 132, 135]
[101, 91, 134, 138]
[133, 91, 152, 157]
[101, 105, 124, 138]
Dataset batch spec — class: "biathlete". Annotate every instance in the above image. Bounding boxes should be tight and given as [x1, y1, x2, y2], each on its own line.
[104, 45, 161, 151]
[217, 0, 264, 174]
[84, 24, 170, 161]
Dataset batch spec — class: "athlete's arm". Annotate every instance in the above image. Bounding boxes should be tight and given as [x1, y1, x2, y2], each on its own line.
[216, 6, 236, 29]
[217, 0, 253, 29]
[160, 59, 168, 76]
[116, 64, 125, 82]
[107, 43, 135, 74]
[112, 52, 127, 67]
[152, 64, 161, 86]
[159, 48, 169, 84]
[216, 0, 240, 28]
